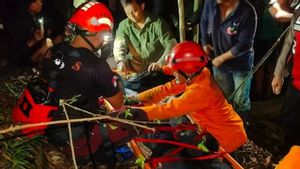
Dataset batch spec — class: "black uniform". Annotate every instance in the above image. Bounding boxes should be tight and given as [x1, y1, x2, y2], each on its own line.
[40, 42, 121, 162]
[41, 42, 119, 114]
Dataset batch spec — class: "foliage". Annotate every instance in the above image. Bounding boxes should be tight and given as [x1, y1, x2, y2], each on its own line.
[124, 109, 133, 119]
[0, 135, 46, 169]
[135, 156, 146, 169]
[0, 75, 29, 122]
[197, 140, 209, 153]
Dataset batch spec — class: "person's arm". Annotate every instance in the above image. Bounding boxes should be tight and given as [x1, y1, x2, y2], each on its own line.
[200, 0, 211, 47]
[137, 80, 185, 105]
[268, 1, 293, 23]
[156, 18, 177, 65]
[97, 61, 125, 109]
[272, 22, 294, 95]
[105, 90, 124, 110]
[274, 24, 293, 77]
[141, 84, 211, 121]
[212, 50, 234, 67]
[148, 18, 177, 72]
[113, 21, 129, 73]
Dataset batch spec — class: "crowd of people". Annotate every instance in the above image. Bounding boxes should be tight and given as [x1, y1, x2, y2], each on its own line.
[1, 0, 299, 168]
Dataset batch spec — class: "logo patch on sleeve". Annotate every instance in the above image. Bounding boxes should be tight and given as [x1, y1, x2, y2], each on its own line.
[112, 76, 119, 88]
[226, 22, 239, 35]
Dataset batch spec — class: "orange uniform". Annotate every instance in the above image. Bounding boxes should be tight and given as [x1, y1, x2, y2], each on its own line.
[276, 146, 300, 169]
[138, 68, 247, 152]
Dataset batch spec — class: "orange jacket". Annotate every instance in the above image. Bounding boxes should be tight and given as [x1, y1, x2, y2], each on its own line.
[138, 68, 247, 152]
[276, 146, 300, 169]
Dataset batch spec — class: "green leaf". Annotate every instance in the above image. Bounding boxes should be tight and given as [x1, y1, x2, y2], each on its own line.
[124, 109, 133, 119]
[197, 141, 209, 153]
[155, 120, 161, 124]
[108, 124, 118, 130]
[135, 156, 146, 169]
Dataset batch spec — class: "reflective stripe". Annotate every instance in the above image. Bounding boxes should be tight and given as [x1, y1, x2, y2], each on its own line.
[98, 18, 113, 29]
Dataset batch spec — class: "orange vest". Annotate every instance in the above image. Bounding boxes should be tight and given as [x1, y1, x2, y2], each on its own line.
[138, 68, 247, 152]
[276, 146, 300, 169]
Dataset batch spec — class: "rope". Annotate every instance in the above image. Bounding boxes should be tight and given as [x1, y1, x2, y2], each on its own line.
[228, 26, 290, 101]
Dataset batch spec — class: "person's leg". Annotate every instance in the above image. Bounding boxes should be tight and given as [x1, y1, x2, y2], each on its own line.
[232, 71, 252, 122]
[212, 67, 234, 99]
[279, 83, 300, 154]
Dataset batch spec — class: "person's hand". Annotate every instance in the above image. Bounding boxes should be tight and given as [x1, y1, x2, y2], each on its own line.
[117, 61, 127, 73]
[30, 38, 53, 63]
[212, 56, 225, 67]
[272, 75, 284, 95]
[27, 29, 45, 47]
[119, 71, 137, 80]
[125, 95, 140, 105]
[33, 29, 44, 42]
[148, 62, 162, 72]
[203, 44, 214, 60]
[109, 108, 148, 121]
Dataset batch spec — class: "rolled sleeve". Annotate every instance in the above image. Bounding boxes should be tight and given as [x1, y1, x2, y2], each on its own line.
[157, 18, 177, 64]
[274, 24, 293, 77]
[113, 21, 129, 64]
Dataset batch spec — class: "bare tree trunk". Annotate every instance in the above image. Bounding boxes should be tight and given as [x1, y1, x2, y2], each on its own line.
[193, 0, 200, 43]
[178, 0, 186, 42]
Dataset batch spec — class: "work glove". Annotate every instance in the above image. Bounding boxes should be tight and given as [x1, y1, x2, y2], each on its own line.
[124, 95, 140, 105]
[109, 108, 148, 121]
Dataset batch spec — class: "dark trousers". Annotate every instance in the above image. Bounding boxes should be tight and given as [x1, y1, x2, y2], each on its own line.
[278, 83, 300, 154]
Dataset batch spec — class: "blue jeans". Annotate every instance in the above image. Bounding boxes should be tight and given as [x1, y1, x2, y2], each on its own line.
[213, 67, 252, 119]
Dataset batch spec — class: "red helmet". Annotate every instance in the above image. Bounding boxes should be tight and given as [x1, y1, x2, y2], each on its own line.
[165, 41, 208, 74]
[69, 2, 114, 33]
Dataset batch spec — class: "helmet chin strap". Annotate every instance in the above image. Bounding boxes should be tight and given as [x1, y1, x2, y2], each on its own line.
[80, 34, 98, 52]
[178, 68, 204, 84]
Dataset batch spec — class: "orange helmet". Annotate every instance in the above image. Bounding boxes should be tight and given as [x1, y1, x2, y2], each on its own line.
[164, 41, 208, 74]
[69, 2, 114, 33]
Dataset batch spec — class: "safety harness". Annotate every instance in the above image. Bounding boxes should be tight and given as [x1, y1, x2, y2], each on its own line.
[135, 123, 224, 169]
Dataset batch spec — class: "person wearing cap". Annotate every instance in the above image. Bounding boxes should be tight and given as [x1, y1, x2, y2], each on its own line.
[12, 2, 127, 166]
[114, 41, 247, 153]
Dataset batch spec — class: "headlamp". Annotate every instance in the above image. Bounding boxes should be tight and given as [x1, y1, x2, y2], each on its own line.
[101, 32, 113, 46]
[38, 17, 44, 30]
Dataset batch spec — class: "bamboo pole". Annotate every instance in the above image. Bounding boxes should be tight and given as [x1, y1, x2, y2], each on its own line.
[219, 147, 244, 169]
[193, 0, 200, 43]
[178, 0, 186, 42]
[128, 140, 152, 169]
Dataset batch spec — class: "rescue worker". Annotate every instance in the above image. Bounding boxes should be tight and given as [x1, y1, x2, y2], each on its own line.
[275, 145, 300, 169]
[12, 2, 128, 166]
[114, 41, 248, 153]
